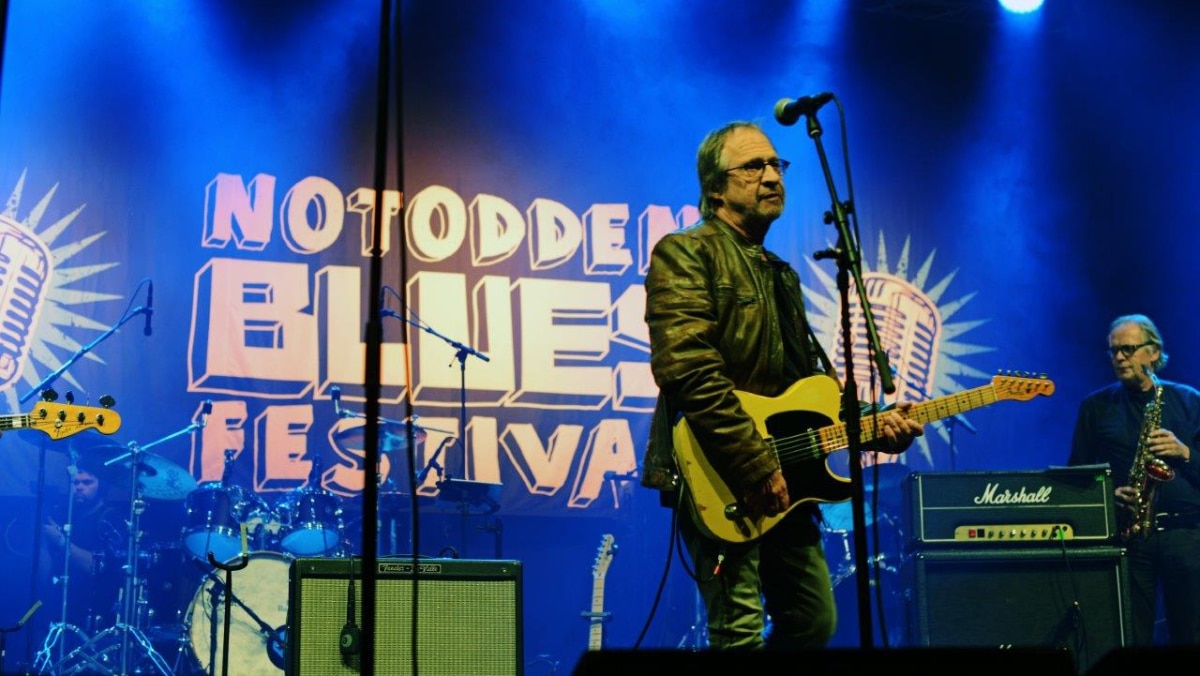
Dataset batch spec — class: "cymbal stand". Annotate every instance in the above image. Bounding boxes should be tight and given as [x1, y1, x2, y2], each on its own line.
[59, 449, 82, 651]
[32, 442, 87, 674]
[68, 440, 172, 676]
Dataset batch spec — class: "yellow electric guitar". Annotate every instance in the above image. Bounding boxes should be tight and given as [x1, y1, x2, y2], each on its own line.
[0, 400, 122, 441]
[673, 372, 1055, 544]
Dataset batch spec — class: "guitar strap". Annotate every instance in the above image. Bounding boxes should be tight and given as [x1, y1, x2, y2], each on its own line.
[772, 259, 837, 387]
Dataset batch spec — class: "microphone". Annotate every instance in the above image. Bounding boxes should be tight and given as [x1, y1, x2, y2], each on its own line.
[143, 281, 154, 336]
[339, 558, 361, 660]
[774, 93, 834, 126]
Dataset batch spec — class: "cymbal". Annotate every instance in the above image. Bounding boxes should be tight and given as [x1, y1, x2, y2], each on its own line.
[334, 418, 427, 454]
[116, 451, 198, 500]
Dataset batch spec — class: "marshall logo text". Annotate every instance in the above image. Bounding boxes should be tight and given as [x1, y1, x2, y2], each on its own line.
[973, 482, 1053, 505]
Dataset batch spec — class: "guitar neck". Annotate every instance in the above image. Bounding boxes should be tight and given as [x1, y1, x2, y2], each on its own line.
[822, 383, 999, 449]
[0, 414, 30, 431]
[587, 576, 606, 651]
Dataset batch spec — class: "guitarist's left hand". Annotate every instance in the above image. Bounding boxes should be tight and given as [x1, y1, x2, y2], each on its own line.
[874, 401, 925, 454]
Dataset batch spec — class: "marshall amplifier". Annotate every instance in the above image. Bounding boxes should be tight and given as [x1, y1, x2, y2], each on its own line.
[905, 546, 1131, 673]
[905, 466, 1116, 547]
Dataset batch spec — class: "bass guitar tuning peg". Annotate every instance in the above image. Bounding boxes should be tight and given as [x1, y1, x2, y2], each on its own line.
[100, 394, 117, 409]
[40, 388, 58, 402]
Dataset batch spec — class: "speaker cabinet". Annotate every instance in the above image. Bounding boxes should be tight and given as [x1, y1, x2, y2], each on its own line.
[906, 547, 1130, 673]
[287, 557, 522, 675]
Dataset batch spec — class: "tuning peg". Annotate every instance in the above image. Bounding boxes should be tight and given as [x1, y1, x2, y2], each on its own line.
[40, 389, 58, 402]
[65, 392, 75, 404]
[100, 394, 116, 409]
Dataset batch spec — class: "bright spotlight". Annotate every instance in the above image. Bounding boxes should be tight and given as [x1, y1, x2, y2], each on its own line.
[999, 0, 1044, 14]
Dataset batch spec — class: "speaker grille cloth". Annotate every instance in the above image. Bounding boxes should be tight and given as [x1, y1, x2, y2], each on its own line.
[296, 577, 518, 675]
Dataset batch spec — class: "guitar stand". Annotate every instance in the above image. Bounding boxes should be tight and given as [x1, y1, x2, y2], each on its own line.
[206, 550, 249, 676]
[202, 552, 286, 675]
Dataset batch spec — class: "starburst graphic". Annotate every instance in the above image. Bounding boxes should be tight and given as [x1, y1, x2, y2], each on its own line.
[802, 232, 994, 466]
[1, 170, 121, 413]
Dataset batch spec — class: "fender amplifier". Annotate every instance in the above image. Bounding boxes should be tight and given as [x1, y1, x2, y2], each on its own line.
[287, 557, 523, 675]
[905, 466, 1116, 547]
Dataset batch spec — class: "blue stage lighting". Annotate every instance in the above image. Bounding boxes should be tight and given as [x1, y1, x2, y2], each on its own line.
[999, 0, 1044, 13]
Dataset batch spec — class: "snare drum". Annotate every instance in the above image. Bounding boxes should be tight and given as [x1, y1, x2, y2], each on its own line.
[185, 551, 290, 675]
[277, 487, 343, 555]
[182, 482, 253, 562]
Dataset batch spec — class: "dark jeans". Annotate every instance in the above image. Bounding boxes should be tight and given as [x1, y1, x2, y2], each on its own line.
[1126, 525, 1200, 645]
[678, 501, 835, 649]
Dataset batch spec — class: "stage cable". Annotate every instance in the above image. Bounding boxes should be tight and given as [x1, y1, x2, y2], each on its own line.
[359, 0, 397, 672]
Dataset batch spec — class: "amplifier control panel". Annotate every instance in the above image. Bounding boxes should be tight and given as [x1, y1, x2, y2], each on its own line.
[953, 524, 1073, 542]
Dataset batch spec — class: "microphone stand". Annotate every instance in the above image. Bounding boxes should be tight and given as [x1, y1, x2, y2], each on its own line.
[381, 308, 490, 556]
[803, 105, 894, 649]
[19, 296, 148, 661]
[382, 307, 490, 477]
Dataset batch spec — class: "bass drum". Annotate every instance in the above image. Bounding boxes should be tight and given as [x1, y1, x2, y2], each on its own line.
[184, 551, 291, 675]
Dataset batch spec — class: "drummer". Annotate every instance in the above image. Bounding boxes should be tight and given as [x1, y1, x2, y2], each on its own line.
[41, 456, 127, 632]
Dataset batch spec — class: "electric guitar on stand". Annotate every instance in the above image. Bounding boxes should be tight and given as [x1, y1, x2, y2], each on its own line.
[673, 372, 1055, 544]
[582, 534, 616, 651]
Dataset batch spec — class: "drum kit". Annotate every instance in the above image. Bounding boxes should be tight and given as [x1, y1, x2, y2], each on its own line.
[31, 422, 432, 676]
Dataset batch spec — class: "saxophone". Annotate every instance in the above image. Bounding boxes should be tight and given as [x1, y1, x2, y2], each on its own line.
[1120, 376, 1176, 540]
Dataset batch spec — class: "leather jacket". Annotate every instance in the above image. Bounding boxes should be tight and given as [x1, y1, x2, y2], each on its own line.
[640, 217, 829, 497]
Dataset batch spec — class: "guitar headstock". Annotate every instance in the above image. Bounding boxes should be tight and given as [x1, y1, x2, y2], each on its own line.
[593, 533, 616, 580]
[25, 399, 123, 441]
[992, 372, 1055, 401]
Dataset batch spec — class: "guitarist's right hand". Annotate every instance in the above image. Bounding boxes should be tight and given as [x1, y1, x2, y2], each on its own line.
[744, 469, 790, 517]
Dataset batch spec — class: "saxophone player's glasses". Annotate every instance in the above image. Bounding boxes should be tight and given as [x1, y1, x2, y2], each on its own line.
[1108, 342, 1153, 359]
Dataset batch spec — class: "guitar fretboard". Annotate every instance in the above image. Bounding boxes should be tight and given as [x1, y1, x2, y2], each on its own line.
[820, 384, 1000, 451]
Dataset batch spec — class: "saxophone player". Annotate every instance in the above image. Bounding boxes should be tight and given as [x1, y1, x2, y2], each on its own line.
[1068, 314, 1200, 646]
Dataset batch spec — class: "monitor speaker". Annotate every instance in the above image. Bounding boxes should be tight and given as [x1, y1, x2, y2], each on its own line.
[287, 557, 522, 675]
[906, 546, 1130, 673]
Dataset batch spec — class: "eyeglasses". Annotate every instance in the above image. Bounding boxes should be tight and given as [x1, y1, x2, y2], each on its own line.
[725, 158, 790, 179]
[1107, 342, 1153, 359]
